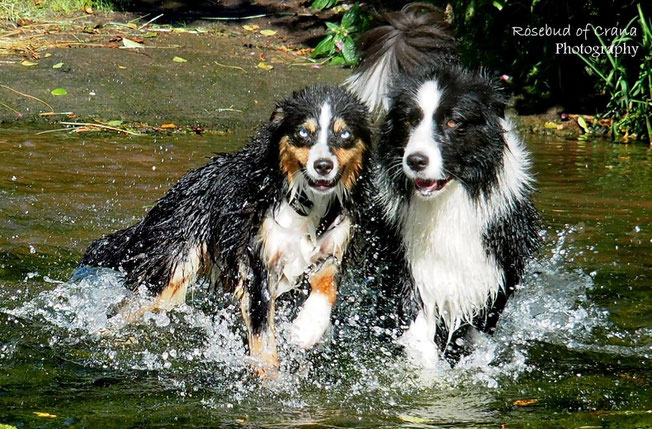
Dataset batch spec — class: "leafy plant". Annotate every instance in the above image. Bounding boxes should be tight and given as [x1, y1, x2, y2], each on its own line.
[577, 4, 651, 143]
[310, 2, 370, 66]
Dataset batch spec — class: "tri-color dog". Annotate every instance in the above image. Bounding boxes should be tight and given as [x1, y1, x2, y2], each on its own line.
[347, 4, 541, 366]
[81, 85, 372, 376]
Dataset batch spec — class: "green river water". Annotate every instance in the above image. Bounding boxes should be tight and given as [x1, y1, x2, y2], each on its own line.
[0, 128, 650, 427]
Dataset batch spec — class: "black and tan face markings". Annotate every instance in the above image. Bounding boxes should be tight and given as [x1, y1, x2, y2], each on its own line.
[279, 116, 366, 188]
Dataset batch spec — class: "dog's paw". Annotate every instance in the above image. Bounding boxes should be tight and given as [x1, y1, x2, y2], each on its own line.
[290, 293, 332, 349]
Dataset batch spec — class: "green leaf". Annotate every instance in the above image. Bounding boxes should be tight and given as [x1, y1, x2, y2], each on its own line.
[341, 37, 357, 64]
[330, 55, 346, 65]
[173, 56, 188, 63]
[312, 34, 334, 57]
[492, 0, 505, 11]
[577, 116, 589, 133]
[311, 0, 336, 10]
[142, 32, 158, 38]
[52, 62, 64, 69]
[107, 120, 123, 126]
[51, 88, 68, 96]
[325, 22, 341, 32]
[341, 8, 357, 28]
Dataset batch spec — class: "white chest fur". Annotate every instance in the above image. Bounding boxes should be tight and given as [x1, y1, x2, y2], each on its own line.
[400, 182, 503, 334]
[258, 199, 352, 297]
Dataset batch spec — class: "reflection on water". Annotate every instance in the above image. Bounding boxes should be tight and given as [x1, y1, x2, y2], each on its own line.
[0, 129, 650, 427]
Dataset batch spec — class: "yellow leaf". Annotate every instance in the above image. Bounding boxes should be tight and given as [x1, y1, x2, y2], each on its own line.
[118, 65, 127, 69]
[0, 424, 18, 429]
[122, 38, 143, 49]
[44, 53, 52, 58]
[171, 27, 188, 33]
[398, 415, 430, 424]
[260, 29, 277, 36]
[34, 412, 57, 418]
[126, 23, 138, 30]
[242, 24, 259, 32]
[52, 62, 64, 69]
[513, 398, 538, 407]
[21, 60, 38, 66]
[160, 122, 176, 129]
[257, 62, 273, 71]
[544, 121, 559, 129]
[82, 4, 93, 14]
[173, 56, 188, 63]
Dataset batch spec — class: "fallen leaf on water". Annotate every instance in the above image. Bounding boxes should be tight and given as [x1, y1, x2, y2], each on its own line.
[242, 24, 259, 32]
[160, 122, 176, 129]
[260, 29, 277, 36]
[33, 412, 57, 418]
[52, 62, 64, 69]
[143, 32, 157, 38]
[51, 88, 68, 96]
[513, 398, 538, 407]
[122, 38, 143, 49]
[257, 62, 273, 70]
[21, 60, 38, 66]
[173, 56, 188, 63]
[398, 415, 430, 424]
[44, 53, 52, 58]
[82, 4, 93, 14]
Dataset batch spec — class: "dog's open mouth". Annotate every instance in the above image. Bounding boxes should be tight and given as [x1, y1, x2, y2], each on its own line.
[307, 174, 341, 192]
[414, 177, 450, 194]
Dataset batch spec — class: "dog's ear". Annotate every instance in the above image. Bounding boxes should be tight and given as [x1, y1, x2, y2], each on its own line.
[270, 106, 284, 124]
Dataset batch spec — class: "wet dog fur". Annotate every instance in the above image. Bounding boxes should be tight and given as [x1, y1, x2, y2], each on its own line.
[81, 85, 372, 376]
[347, 4, 541, 366]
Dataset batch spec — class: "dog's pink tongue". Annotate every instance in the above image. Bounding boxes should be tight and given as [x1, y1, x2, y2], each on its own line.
[415, 178, 445, 191]
[415, 179, 436, 191]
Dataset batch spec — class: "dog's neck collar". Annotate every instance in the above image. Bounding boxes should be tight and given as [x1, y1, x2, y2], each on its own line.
[286, 189, 313, 217]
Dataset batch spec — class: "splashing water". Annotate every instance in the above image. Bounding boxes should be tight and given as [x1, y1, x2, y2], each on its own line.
[1, 226, 621, 413]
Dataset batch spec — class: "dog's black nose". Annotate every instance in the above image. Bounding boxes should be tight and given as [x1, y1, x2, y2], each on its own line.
[314, 159, 334, 176]
[406, 152, 429, 171]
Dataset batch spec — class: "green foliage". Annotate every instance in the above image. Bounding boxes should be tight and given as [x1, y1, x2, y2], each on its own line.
[578, 4, 651, 142]
[310, 2, 370, 66]
[311, 0, 338, 10]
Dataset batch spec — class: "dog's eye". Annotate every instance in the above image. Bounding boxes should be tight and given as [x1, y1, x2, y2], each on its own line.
[446, 119, 458, 128]
[340, 130, 351, 140]
[405, 110, 422, 127]
[298, 128, 309, 138]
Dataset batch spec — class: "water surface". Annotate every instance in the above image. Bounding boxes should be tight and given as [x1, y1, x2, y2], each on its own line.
[0, 128, 650, 427]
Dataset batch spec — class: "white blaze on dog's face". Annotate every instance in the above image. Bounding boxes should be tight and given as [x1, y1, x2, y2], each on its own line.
[304, 102, 340, 194]
[402, 80, 452, 198]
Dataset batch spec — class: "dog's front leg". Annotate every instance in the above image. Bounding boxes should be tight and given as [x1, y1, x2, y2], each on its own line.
[237, 251, 279, 378]
[290, 261, 338, 349]
[290, 215, 353, 349]
[398, 306, 441, 368]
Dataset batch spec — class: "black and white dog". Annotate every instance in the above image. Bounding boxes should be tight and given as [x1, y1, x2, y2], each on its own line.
[81, 85, 372, 376]
[347, 4, 540, 366]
